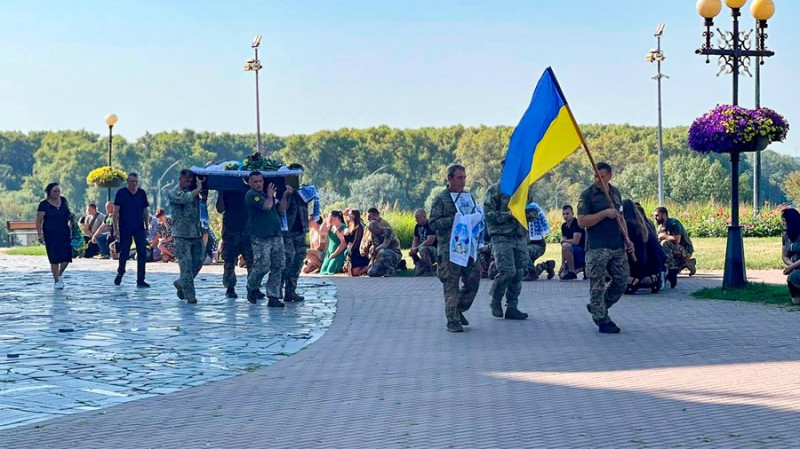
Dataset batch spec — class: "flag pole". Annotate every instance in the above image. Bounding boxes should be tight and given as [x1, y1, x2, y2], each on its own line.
[547, 68, 634, 251]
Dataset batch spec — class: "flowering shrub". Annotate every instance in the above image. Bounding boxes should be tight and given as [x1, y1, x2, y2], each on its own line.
[675, 204, 786, 238]
[688, 105, 789, 154]
[86, 166, 127, 184]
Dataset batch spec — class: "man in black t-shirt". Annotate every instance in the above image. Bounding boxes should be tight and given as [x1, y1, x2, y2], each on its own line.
[559, 204, 586, 279]
[113, 172, 151, 288]
[216, 188, 254, 299]
[410, 209, 437, 276]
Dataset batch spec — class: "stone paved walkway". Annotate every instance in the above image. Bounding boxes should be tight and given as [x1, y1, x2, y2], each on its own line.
[0, 256, 335, 430]
[2, 258, 800, 448]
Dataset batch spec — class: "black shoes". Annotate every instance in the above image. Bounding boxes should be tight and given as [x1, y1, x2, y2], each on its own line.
[491, 301, 504, 318]
[284, 292, 305, 303]
[504, 308, 528, 320]
[267, 297, 285, 308]
[186, 297, 197, 304]
[225, 287, 238, 299]
[667, 269, 679, 288]
[561, 271, 578, 280]
[136, 281, 150, 288]
[598, 321, 621, 334]
[686, 258, 697, 276]
[446, 321, 464, 332]
[254, 289, 266, 299]
[246, 290, 259, 304]
[174, 280, 185, 300]
[459, 312, 469, 326]
[545, 260, 556, 279]
[114, 274, 123, 286]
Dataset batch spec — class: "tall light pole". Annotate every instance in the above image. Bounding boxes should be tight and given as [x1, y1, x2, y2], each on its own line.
[646, 23, 667, 206]
[105, 113, 118, 202]
[695, 0, 776, 289]
[244, 35, 263, 154]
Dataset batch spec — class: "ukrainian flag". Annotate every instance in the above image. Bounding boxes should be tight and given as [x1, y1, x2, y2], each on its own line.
[500, 67, 583, 228]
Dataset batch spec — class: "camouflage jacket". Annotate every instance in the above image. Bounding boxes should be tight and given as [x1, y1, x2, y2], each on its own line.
[360, 217, 397, 256]
[484, 183, 526, 239]
[283, 190, 309, 235]
[369, 227, 402, 258]
[167, 187, 202, 239]
[429, 188, 458, 250]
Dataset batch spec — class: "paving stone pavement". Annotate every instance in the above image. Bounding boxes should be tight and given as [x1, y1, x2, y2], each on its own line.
[0, 255, 336, 430]
[2, 259, 800, 448]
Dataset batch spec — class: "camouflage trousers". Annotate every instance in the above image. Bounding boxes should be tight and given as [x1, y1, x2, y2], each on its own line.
[174, 237, 204, 302]
[661, 240, 691, 271]
[368, 249, 400, 277]
[489, 236, 528, 309]
[412, 245, 437, 276]
[282, 232, 308, 296]
[586, 247, 630, 325]
[437, 251, 481, 325]
[526, 240, 546, 275]
[222, 231, 253, 289]
[247, 236, 285, 298]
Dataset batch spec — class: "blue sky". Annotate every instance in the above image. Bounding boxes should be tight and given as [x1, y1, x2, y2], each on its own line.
[2, 0, 799, 155]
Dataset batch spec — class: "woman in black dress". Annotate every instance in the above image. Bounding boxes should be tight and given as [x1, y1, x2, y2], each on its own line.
[35, 182, 73, 289]
[344, 209, 370, 276]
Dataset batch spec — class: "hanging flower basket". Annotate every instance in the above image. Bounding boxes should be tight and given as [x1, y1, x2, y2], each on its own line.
[87, 166, 127, 188]
[688, 105, 789, 154]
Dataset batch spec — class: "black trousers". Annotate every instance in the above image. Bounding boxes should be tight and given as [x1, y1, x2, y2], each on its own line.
[117, 229, 148, 283]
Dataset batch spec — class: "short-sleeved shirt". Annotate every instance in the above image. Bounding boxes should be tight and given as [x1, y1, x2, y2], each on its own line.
[577, 183, 623, 250]
[114, 188, 149, 233]
[561, 219, 586, 248]
[221, 191, 248, 235]
[414, 222, 437, 247]
[245, 189, 281, 238]
[81, 213, 105, 236]
[660, 217, 693, 254]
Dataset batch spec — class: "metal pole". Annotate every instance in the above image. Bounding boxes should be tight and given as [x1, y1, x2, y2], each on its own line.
[656, 34, 665, 206]
[723, 7, 746, 289]
[107, 125, 113, 202]
[754, 18, 762, 214]
[254, 47, 263, 154]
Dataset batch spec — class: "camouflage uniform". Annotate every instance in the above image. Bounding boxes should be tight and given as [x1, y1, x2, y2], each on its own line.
[366, 227, 402, 277]
[578, 182, 629, 326]
[413, 245, 438, 276]
[220, 191, 253, 290]
[167, 186, 204, 303]
[658, 218, 693, 271]
[484, 183, 528, 311]
[429, 188, 481, 326]
[282, 191, 309, 297]
[248, 236, 285, 298]
[359, 217, 399, 257]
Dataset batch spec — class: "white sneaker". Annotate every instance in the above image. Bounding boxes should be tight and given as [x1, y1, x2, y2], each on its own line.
[54, 279, 65, 289]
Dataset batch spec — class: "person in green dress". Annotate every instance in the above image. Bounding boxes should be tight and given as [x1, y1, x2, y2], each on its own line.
[320, 210, 347, 275]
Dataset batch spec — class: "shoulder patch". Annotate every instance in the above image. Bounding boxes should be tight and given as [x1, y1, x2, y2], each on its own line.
[253, 196, 261, 202]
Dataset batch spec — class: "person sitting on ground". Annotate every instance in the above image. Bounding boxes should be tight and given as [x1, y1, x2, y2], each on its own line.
[302, 216, 327, 274]
[781, 208, 800, 305]
[410, 209, 437, 276]
[90, 202, 116, 259]
[80, 203, 105, 258]
[320, 211, 347, 275]
[559, 204, 585, 280]
[366, 220, 402, 277]
[522, 202, 556, 281]
[147, 211, 162, 261]
[653, 206, 696, 288]
[155, 209, 176, 262]
[344, 209, 370, 276]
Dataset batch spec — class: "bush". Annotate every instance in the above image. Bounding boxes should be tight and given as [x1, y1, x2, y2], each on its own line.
[86, 166, 127, 184]
[382, 210, 416, 248]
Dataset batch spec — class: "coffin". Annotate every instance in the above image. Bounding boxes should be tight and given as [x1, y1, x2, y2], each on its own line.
[189, 167, 303, 192]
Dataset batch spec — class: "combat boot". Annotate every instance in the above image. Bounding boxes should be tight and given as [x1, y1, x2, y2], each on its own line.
[522, 270, 539, 281]
[267, 297, 285, 308]
[490, 299, 504, 318]
[446, 321, 464, 332]
[173, 280, 185, 300]
[459, 312, 469, 326]
[504, 308, 528, 320]
[667, 269, 679, 288]
[545, 260, 556, 279]
[254, 289, 266, 299]
[246, 290, 259, 305]
[225, 287, 238, 299]
[686, 258, 697, 276]
[598, 321, 621, 334]
[285, 292, 305, 303]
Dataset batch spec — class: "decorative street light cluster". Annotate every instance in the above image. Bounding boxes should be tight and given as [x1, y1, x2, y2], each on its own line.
[694, 0, 777, 289]
[645, 23, 667, 206]
[244, 34, 264, 154]
[105, 113, 118, 202]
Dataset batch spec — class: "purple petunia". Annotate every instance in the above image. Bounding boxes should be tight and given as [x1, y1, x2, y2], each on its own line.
[688, 105, 789, 154]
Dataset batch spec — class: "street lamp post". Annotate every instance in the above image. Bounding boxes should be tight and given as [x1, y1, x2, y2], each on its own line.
[243, 35, 264, 154]
[646, 23, 667, 206]
[753, 17, 762, 214]
[105, 113, 118, 202]
[695, 0, 776, 289]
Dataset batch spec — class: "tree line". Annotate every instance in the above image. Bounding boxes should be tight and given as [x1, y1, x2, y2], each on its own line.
[1, 124, 798, 243]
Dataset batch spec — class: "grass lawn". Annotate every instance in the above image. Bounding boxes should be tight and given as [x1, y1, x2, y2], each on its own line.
[692, 282, 798, 306]
[3, 246, 46, 256]
[538, 237, 782, 271]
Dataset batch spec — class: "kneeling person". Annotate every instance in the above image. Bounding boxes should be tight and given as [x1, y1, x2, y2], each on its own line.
[654, 207, 695, 288]
[366, 221, 402, 277]
[410, 209, 437, 276]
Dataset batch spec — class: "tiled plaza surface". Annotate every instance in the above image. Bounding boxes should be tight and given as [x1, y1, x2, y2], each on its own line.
[2, 254, 800, 448]
[0, 255, 336, 430]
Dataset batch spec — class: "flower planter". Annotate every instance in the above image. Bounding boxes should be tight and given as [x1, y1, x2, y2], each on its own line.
[728, 135, 770, 153]
[688, 105, 788, 154]
[96, 179, 123, 188]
